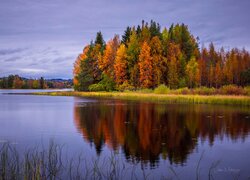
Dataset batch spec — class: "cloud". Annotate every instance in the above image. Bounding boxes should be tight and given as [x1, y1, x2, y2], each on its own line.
[19, 68, 47, 73]
[0, 48, 27, 56]
[4, 56, 20, 62]
[0, 44, 79, 78]
[52, 56, 75, 63]
[0, 0, 250, 78]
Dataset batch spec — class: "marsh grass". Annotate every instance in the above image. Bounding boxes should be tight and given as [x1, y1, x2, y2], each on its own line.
[0, 142, 242, 180]
[0, 142, 151, 180]
[33, 91, 250, 106]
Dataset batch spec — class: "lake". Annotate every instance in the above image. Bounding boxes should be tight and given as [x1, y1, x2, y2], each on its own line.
[0, 89, 250, 179]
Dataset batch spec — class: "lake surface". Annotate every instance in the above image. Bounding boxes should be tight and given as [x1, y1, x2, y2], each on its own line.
[0, 89, 250, 179]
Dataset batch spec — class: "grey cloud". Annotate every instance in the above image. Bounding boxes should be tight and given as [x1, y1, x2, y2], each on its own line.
[28, 62, 39, 66]
[3, 56, 20, 62]
[0, 48, 27, 56]
[0, 0, 250, 78]
[52, 56, 75, 63]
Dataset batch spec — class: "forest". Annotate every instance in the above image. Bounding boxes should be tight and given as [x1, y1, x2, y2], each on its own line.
[73, 20, 250, 92]
[0, 75, 73, 89]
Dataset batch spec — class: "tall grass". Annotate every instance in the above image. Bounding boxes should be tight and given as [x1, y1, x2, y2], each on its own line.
[0, 142, 146, 180]
[34, 90, 250, 106]
[0, 142, 241, 180]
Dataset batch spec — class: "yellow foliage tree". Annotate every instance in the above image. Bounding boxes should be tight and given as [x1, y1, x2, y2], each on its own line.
[185, 57, 200, 88]
[73, 45, 90, 87]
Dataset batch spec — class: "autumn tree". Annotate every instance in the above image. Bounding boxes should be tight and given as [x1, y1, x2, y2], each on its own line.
[73, 45, 91, 91]
[139, 42, 153, 88]
[39, 77, 45, 89]
[127, 30, 140, 87]
[223, 53, 233, 84]
[114, 44, 128, 85]
[13, 75, 23, 89]
[32, 80, 39, 89]
[185, 57, 200, 88]
[167, 43, 182, 89]
[214, 62, 222, 88]
[208, 65, 214, 87]
[140, 24, 151, 44]
[98, 35, 120, 79]
[150, 36, 165, 86]
[199, 47, 209, 86]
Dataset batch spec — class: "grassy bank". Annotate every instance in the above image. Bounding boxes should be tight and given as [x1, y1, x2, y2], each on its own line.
[33, 91, 250, 106]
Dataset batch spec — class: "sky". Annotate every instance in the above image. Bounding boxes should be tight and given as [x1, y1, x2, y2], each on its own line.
[0, 0, 250, 79]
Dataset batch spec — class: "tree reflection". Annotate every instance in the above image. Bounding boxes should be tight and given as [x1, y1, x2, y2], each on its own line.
[74, 100, 250, 166]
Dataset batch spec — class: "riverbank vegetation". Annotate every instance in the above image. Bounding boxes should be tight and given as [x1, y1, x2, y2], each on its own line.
[73, 20, 250, 92]
[34, 88, 250, 106]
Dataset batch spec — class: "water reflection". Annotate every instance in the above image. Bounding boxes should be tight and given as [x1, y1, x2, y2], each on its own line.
[74, 99, 250, 166]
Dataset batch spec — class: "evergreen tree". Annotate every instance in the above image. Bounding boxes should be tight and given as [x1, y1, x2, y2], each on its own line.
[149, 20, 161, 38]
[95, 31, 105, 48]
[121, 27, 131, 45]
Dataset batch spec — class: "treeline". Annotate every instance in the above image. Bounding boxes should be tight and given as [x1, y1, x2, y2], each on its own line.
[0, 75, 73, 89]
[73, 20, 250, 91]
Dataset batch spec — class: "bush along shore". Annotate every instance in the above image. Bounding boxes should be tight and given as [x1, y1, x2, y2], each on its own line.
[33, 85, 250, 106]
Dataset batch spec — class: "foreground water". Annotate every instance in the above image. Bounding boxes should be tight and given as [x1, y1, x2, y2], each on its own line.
[0, 89, 250, 179]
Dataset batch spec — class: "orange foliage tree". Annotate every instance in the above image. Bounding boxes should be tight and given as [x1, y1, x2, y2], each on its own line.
[114, 44, 128, 85]
[98, 35, 120, 79]
[138, 42, 154, 88]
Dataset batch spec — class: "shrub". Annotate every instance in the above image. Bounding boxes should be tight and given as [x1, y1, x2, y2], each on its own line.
[116, 81, 135, 91]
[244, 86, 250, 96]
[88, 74, 116, 92]
[154, 84, 170, 94]
[193, 87, 216, 95]
[219, 85, 246, 95]
[180, 87, 190, 95]
[170, 87, 187, 95]
[88, 83, 105, 91]
[99, 74, 116, 91]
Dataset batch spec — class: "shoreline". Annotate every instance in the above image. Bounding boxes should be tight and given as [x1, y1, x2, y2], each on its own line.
[32, 91, 250, 106]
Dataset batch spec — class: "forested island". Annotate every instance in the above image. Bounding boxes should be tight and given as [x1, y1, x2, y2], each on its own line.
[0, 75, 73, 89]
[73, 20, 250, 93]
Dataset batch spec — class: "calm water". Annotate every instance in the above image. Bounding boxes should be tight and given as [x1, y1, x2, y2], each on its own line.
[0, 89, 250, 179]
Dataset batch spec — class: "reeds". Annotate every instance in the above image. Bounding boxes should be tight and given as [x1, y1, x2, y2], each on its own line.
[0, 142, 239, 180]
[34, 91, 250, 106]
[0, 142, 149, 180]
